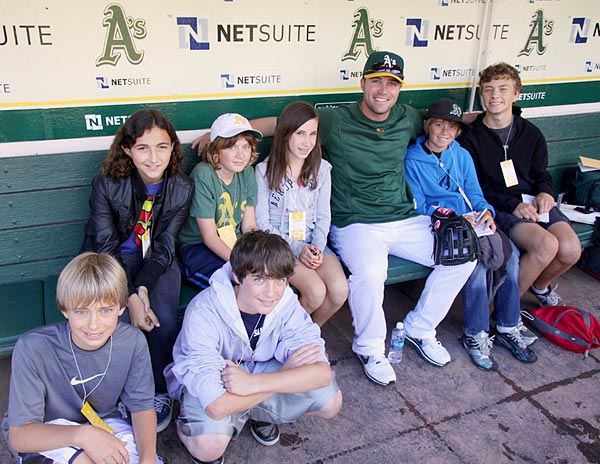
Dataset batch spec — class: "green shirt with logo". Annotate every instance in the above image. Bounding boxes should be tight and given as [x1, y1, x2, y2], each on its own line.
[179, 162, 257, 246]
[318, 101, 424, 228]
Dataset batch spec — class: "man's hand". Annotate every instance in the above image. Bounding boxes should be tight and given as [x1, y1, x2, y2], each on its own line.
[533, 192, 555, 214]
[221, 360, 260, 396]
[75, 425, 130, 464]
[191, 132, 211, 156]
[512, 202, 540, 221]
[127, 293, 159, 332]
[281, 344, 322, 371]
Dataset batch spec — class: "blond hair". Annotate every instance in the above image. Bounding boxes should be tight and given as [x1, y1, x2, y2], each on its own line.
[57, 252, 127, 312]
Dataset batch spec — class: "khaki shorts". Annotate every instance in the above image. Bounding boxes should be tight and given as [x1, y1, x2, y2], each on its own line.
[177, 359, 339, 438]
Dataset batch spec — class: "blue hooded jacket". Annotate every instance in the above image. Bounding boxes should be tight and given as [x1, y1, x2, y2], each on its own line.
[405, 135, 494, 217]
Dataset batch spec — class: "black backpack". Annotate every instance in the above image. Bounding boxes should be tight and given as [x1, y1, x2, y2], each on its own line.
[580, 217, 600, 281]
[566, 170, 600, 209]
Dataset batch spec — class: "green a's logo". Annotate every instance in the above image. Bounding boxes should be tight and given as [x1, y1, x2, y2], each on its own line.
[342, 8, 383, 61]
[518, 9, 553, 57]
[96, 3, 147, 66]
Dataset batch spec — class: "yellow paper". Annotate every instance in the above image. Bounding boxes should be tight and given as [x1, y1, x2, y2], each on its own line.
[217, 224, 237, 249]
[579, 156, 600, 170]
[289, 212, 306, 241]
[81, 401, 114, 435]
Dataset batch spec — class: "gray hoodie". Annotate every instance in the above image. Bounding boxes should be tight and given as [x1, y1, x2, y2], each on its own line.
[165, 263, 328, 409]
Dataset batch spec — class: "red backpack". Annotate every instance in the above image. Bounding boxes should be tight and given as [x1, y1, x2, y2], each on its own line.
[521, 306, 600, 357]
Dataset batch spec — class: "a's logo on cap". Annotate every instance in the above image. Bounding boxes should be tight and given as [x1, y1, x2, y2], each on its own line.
[383, 54, 396, 68]
[234, 115, 249, 125]
[450, 104, 462, 118]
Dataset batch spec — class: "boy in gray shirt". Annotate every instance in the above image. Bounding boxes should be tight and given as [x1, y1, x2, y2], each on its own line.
[3, 252, 160, 464]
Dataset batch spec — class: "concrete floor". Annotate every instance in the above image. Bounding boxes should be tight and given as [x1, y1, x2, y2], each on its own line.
[1, 266, 599, 464]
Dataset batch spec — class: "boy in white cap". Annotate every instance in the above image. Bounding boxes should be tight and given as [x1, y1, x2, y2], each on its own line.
[180, 113, 263, 289]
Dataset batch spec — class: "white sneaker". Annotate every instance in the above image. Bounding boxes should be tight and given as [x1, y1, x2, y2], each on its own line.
[356, 353, 397, 386]
[405, 335, 451, 366]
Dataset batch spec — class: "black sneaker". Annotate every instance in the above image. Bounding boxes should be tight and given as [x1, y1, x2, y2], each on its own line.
[191, 455, 224, 464]
[531, 284, 564, 307]
[154, 393, 173, 433]
[249, 419, 280, 446]
[493, 327, 538, 363]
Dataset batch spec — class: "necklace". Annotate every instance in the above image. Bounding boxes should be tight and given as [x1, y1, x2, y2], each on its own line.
[68, 330, 113, 406]
[237, 313, 264, 366]
[502, 117, 514, 161]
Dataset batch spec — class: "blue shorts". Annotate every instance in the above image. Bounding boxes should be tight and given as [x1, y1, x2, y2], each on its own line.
[495, 206, 570, 239]
[180, 242, 226, 289]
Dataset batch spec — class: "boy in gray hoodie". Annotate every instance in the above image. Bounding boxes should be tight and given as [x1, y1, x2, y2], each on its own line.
[166, 230, 342, 464]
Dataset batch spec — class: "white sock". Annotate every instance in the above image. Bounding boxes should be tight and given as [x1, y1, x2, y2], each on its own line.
[531, 284, 549, 295]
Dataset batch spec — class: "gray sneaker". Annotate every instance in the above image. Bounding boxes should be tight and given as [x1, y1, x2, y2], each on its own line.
[517, 317, 538, 346]
[531, 285, 564, 307]
[461, 331, 498, 371]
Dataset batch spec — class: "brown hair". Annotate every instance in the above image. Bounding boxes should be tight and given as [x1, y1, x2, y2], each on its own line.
[101, 109, 183, 178]
[267, 101, 321, 192]
[202, 133, 259, 171]
[57, 252, 127, 312]
[230, 231, 295, 282]
[479, 62, 522, 93]
[423, 118, 462, 138]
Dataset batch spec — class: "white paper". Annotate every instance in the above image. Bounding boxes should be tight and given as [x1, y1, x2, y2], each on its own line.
[521, 194, 549, 223]
[559, 203, 599, 225]
[463, 212, 494, 237]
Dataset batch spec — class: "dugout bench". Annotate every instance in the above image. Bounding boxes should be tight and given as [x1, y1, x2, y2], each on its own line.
[0, 111, 597, 355]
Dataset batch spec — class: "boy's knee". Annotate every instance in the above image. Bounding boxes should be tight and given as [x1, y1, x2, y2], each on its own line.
[527, 232, 559, 261]
[313, 390, 342, 419]
[557, 237, 582, 265]
[180, 432, 230, 462]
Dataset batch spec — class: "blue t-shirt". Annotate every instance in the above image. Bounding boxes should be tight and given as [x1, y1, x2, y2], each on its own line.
[120, 181, 163, 255]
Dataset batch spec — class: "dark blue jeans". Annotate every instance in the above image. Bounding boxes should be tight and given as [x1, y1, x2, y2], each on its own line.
[121, 252, 182, 394]
[462, 241, 521, 336]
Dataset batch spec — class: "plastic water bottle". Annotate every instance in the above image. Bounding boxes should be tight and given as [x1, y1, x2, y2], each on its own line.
[388, 322, 406, 364]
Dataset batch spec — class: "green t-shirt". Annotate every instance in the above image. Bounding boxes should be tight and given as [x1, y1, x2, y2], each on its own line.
[179, 162, 257, 246]
[318, 101, 424, 228]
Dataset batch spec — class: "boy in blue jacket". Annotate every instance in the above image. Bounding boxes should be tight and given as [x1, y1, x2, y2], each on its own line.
[165, 230, 342, 464]
[406, 99, 537, 370]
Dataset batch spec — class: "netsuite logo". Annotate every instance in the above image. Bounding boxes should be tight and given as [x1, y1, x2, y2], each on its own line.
[96, 76, 152, 89]
[439, 0, 488, 6]
[96, 77, 109, 89]
[84, 114, 130, 131]
[220, 73, 235, 88]
[339, 69, 362, 80]
[406, 19, 429, 47]
[585, 61, 600, 73]
[220, 73, 283, 89]
[177, 17, 210, 50]
[406, 18, 507, 47]
[514, 63, 547, 73]
[430, 67, 474, 80]
[570, 18, 594, 44]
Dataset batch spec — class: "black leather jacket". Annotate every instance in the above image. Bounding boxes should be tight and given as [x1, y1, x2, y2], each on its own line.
[82, 170, 194, 295]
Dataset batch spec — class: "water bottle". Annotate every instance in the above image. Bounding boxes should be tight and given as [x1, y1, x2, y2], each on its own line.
[388, 322, 406, 364]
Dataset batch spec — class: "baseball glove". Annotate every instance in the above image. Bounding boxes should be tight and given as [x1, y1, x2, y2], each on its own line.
[431, 207, 480, 266]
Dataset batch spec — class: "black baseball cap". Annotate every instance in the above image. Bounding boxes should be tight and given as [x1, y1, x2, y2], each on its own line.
[426, 98, 464, 123]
